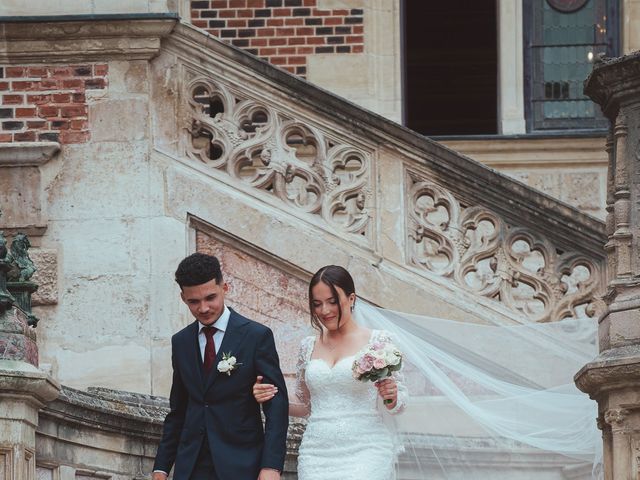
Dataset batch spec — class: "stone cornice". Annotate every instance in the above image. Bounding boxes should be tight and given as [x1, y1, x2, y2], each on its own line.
[0, 142, 60, 167]
[0, 14, 178, 63]
[584, 51, 640, 119]
[574, 345, 640, 396]
[168, 22, 606, 258]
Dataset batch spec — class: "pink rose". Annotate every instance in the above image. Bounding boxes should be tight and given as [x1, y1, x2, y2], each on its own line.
[360, 354, 375, 372]
[373, 358, 387, 370]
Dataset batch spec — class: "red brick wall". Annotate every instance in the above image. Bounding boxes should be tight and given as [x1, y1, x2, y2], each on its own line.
[0, 64, 108, 144]
[190, 0, 364, 76]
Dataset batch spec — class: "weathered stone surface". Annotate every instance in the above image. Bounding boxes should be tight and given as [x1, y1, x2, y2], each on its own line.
[30, 249, 58, 307]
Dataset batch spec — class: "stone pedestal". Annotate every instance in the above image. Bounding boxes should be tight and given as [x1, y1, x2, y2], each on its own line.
[0, 309, 60, 480]
[575, 51, 640, 479]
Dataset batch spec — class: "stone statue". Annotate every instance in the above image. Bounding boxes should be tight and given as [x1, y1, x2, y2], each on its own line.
[7, 233, 36, 282]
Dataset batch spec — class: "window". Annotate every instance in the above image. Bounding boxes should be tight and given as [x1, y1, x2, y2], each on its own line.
[524, 0, 619, 131]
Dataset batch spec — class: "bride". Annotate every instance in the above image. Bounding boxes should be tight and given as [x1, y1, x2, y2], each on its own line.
[254, 265, 406, 480]
[254, 265, 603, 479]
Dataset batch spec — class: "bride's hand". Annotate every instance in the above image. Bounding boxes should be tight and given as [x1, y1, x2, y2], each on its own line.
[253, 375, 278, 403]
[375, 378, 398, 409]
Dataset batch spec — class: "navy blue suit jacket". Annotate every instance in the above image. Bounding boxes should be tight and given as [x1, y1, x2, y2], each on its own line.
[153, 308, 289, 479]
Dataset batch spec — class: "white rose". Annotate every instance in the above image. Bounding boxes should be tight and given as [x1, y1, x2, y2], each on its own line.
[227, 356, 237, 366]
[217, 360, 231, 373]
[386, 352, 401, 365]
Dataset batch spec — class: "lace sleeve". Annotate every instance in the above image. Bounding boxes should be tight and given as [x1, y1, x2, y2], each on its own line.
[375, 330, 407, 415]
[293, 336, 314, 418]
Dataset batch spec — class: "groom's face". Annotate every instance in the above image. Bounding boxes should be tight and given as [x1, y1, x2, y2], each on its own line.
[180, 279, 228, 326]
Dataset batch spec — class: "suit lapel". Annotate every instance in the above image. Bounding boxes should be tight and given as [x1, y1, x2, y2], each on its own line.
[205, 308, 249, 391]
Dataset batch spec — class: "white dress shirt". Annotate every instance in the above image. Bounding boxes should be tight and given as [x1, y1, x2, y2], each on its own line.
[197, 305, 230, 362]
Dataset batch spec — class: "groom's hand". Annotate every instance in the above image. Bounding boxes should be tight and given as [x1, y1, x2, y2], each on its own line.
[258, 468, 281, 480]
[151, 472, 168, 480]
[253, 375, 278, 403]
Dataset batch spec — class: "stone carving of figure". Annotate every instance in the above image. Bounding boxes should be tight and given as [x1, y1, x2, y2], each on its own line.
[7, 233, 36, 282]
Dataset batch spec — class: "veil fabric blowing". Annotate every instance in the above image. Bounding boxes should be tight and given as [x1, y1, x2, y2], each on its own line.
[353, 301, 602, 479]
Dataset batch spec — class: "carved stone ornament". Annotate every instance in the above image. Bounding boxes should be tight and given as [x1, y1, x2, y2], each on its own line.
[407, 172, 604, 322]
[604, 408, 629, 427]
[181, 67, 373, 240]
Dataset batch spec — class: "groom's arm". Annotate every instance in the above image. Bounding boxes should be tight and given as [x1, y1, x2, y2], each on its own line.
[153, 338, 188, 474]
[254, 327, 289, 472]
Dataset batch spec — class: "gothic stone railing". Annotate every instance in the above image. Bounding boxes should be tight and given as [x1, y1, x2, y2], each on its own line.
[155, 22, 606, 324]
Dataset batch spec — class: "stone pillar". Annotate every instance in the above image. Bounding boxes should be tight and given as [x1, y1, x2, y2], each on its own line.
[0, 230, 60, 480]
[575, 51, 640, 479]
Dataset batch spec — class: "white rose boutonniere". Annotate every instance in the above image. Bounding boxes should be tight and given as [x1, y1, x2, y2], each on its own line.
[217, 352, 242, 376]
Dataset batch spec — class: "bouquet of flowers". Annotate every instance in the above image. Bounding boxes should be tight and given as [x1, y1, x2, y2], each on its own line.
[352, 340, 403, 404]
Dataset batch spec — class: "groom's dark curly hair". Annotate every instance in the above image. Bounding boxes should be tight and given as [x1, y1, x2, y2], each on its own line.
[175, 252, 223, 288]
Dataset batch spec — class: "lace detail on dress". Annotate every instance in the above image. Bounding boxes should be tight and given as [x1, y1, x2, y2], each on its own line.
[296, 330, 404, 480]
[294, 336, 314, 416]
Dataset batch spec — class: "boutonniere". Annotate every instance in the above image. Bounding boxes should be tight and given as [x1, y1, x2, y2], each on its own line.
[217, 352, 242, 376]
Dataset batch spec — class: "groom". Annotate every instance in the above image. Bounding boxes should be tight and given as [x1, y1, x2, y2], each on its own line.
[153, 253, 289, 480]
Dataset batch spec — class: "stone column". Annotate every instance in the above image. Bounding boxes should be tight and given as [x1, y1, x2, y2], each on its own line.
[575, 51, 640, 479]
[0, 230, 59, 480]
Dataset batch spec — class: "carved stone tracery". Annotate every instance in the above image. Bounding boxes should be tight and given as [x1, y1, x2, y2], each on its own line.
[181, 69, 373, 240]
[407, 172, 604, 322]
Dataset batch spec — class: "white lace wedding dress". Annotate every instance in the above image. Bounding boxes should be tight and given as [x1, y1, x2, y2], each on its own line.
[294, 330, 407, 480]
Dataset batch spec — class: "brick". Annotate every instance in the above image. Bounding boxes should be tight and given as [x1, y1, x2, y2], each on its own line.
[220, 9, 237, 17]
[221, 29, 237, 37]
[285, 17, 304, 25]
[12, 81, 34, 90]
[27, 94, 51, 105]
[51, 120, 70, 129]
[50, 67, 72, 78]
[292, 7, 310, 15]
[0, 108, 12, 118]
[353, 25, 363, 34]
[212, 0, 228, 6]
[273, 8, 291, 15]
[38, 132, 60, 142]
[295, 27, 314, 35]
[238, 28, 256, 37]
[255, 8, 271, 16]
[72, 92, 86, 103]
[306, 36, 325, 45]
[350, 8, 363, 15]
[335, 26, 351, 34]
[268, 37, 287, 46]
[344, 16, 362, 24]
[2, 121, 24, 130]
[246, 48, 259, 55]
[266, 0, 282, 5]
[277, 47, 297, 54]
[52, 93, 72, 103]
[27, 120, 47, 129]
[332, 9, 348, 15]
[5, 67, 26, 77]
[70, 119, 88, 130]
[248, 19, 265, 27]
[327, 36, 344, 44]
[313, 8, 330, 16]
[85, 78, 106, 89]
[296, 66, 307, 75]
[303, 0, 314, 5]
[266, 18, 284, 26]
[270, 56, 287, 65]
[346, 35, 363, 43]
[251, 38, 269, 46]
[192, 0, 210, 7]
[16, 108, 37, 117]
[315, 46, 334, 53]
[3, 95, 24, 105]
[229, 0, 246, 6]
[38, 106, 59, 117]
[336, 45, 350, 53]
[228, 19, 248, 27]
[232, 39, 250, 47]
[39, 79, 58, 89]
[60, 105, 87, 118]
[283, 66, 295, 73]
[14, 131, 36, 141]
[276, 27, 295, 35]
[258, 28, 275, 36]
[208, 20, 226, 28]
[62, 79, 84, 89]
[284, 0, 301, 5]
[94, 64, 109, 76]
[0, 133, 12, 142]
[27, 67, 47, 77]
[208, 29, 222, 36]
[0, 82, 8, 91]
[304, 18, 321, 25]
[73, 66, 92, 76]
[201, 10, 219, 17]
[0, 68, 4, 78]
[259, 47, 278, 55]
[60, 130, 90, 143]
[287, 56, 305, 64]
[288, 37, 306, 45]
[237, 8, 254, 17]
[247, 0, 264, 6]
[352, 44, 363, 53]
[192, 20, 208, 28]
[324, 17, 343, 25]
[297, 46, 314, 54]
[316, 26, 332, 35]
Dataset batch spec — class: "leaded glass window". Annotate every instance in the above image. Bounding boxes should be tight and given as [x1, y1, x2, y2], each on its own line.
[524, 0, 618, 131]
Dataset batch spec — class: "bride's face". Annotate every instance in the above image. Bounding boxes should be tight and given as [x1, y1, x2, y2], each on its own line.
[311, 281, 354, 331]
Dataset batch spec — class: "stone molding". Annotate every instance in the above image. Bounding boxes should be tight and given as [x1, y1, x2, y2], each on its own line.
[0, 15, 178, 63]
[0, 142, 59, 167]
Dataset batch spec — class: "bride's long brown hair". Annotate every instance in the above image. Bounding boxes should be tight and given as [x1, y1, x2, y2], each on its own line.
[308, 265, 356, 337]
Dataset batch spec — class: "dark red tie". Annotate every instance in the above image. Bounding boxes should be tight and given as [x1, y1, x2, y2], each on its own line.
[203, 326, 217, 374]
